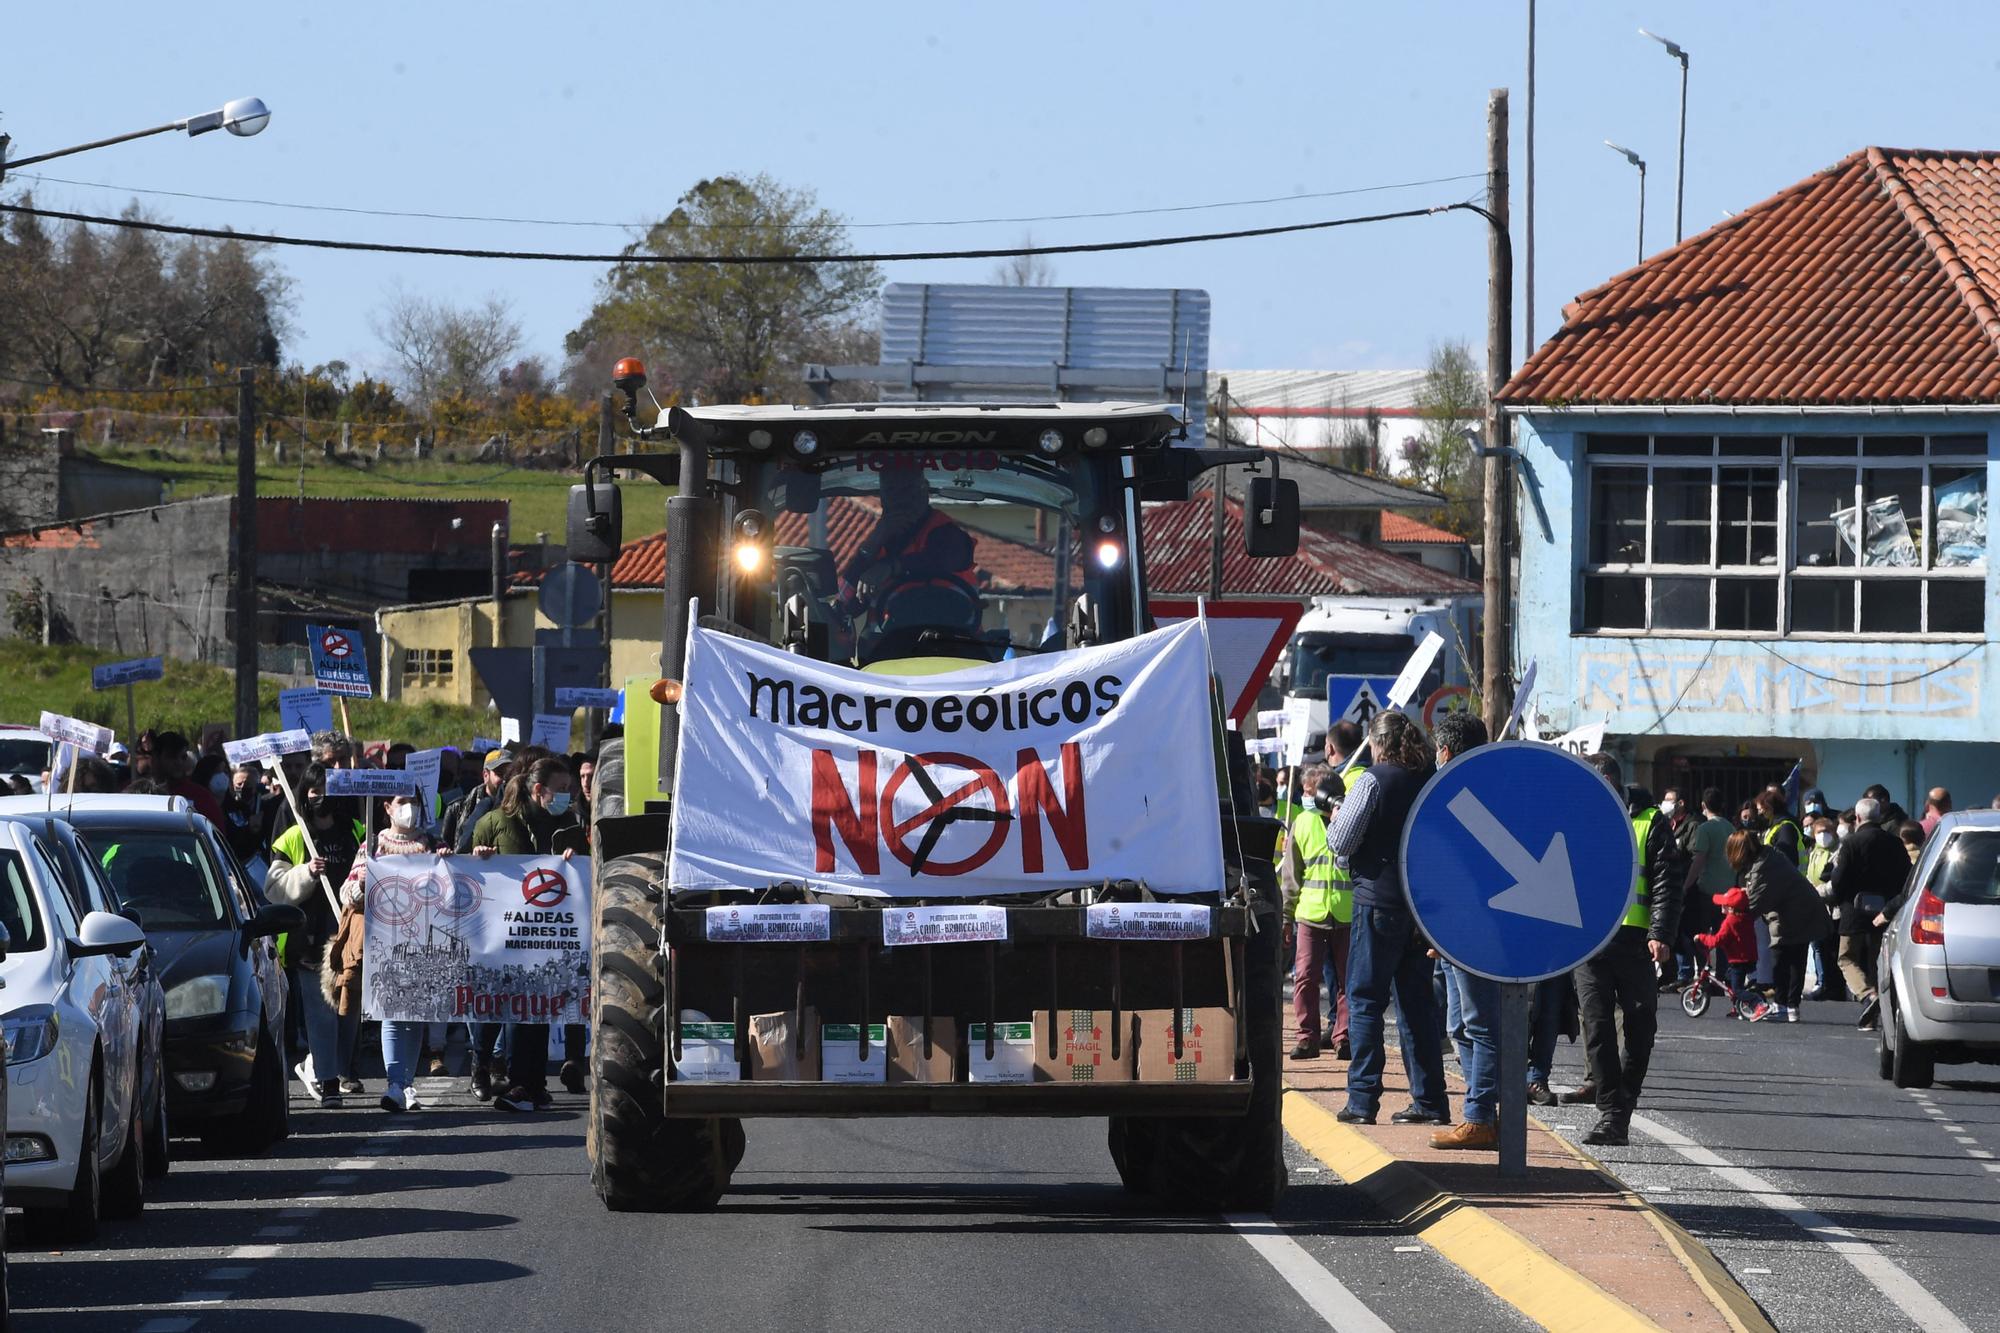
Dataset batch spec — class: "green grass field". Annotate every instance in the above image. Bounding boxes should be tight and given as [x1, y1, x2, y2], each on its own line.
[0, 641, 494, 751]
[96, 445, 657, 542]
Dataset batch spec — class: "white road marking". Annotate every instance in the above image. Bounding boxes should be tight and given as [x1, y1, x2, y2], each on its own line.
[228, 1244, 280, 1259]
[173, 1291, 230, 1304]
[335, 1158, 375, 1170]
[1393, 1245, 1424, 1253]
[1968, 1150, 1993, 1160]
[1941, 1124, 1964, 1132]
[1630, 1113, 1974, 1333]
[1953, 1136, 1977, 1145]
[1743, 1268, 1772, 1275]
[1226, 1214, 1397, 1333]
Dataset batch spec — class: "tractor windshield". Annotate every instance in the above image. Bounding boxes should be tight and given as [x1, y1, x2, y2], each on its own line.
[739, 450, 1116, 667]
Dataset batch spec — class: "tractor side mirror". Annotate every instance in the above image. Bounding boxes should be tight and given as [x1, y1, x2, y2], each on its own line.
[567, 483, 623, 564]
[1244, 476, 1300, 558]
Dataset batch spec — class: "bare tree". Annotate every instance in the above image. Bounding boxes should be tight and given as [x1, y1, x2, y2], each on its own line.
[1400, 340, 1486, 537]
[372, 290, 522, 411]
[992, 232, 1056, 287]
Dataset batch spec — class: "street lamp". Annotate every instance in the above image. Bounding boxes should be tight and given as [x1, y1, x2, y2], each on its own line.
[1639, 28, 1689, 244]
[1604, 140, 1647, 264]
[0, 97, 271, 180]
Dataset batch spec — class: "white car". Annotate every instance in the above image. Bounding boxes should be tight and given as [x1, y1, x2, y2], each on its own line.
[0, 817, 150, 1241]
[0, 727, 52, 795]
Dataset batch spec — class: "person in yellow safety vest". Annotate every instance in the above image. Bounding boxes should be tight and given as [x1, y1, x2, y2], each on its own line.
[1755, 788, 1803, 869]
[1284, 765, 1353, 1061]
[1570, 751, 1684, 1147]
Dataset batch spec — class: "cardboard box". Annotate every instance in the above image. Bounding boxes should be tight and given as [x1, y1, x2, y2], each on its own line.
[820, 1023, 887, 1083]
[886, 1015, 959, 1083]
[1132, 1007, 1237, 1083]
[747, 1008, 820, 1081]
[674, 1015, 740, 1083]
[967, 1021, 1037, 1084]
[1033, 1008, 1134, 1083]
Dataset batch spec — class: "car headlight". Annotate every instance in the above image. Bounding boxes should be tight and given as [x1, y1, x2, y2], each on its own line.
[165, 974, 231, 1020]
[2, 1004, 60, 1065]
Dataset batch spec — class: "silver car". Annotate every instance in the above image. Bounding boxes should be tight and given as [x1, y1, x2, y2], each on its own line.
[1878, 810, 2000, 1088]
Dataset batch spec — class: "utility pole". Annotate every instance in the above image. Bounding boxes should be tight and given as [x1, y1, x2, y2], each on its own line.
[1480, 90, 1515, 745]
[592, 391, 616, 746]
[231, 367, 259, 737]
[1209, 378, 1229, 598]
[1524, 0, 1535, 355]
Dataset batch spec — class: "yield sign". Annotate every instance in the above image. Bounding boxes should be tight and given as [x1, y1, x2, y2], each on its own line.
[1148, 599, 1304, 724]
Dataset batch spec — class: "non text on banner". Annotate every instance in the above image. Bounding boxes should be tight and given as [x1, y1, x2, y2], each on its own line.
[665, 621, 1226, 899]
[362, 854, 592, 1024]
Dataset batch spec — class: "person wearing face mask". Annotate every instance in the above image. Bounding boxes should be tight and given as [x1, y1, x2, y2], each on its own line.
[354, 793, 444, 1112]
[1800, 813, 1847, 1002]
[267, 764, 367, 1107]
[218, 761, 269, 874]
[471, 756, 577, 1112]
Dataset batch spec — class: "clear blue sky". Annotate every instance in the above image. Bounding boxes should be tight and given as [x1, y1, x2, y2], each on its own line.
[5, 1, 1994, 386]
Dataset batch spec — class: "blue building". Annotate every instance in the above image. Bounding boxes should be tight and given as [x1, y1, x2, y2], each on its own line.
[1498, 147, 1996, 811]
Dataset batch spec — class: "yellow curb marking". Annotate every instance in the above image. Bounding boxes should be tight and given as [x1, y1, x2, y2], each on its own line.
[1283, 1090, 1662, 1333]
[1534, 1117, 1774, 1333]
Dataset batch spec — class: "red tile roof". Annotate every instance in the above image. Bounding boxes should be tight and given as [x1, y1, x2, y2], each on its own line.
[1501, 147, 2000, 406]
[1143, 491, 1478, 598]
[563, 492, 1477, 602]
[1377, 510, 1466, 545]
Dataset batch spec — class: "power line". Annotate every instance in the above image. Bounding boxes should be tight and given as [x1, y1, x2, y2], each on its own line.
[0, 200, 1464, 265]
[7, 171, 1488, 232]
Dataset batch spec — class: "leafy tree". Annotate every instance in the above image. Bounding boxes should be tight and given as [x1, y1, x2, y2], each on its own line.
[1401, 340, 1486, 538]
[564, 175, 882, 404]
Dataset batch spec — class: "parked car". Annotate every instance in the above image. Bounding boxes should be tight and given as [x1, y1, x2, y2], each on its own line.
[0, 726, 52, 794]
[0, 795, 301, 1152]
[0, 817, 149, 1241]
[1878, 810, 2000, 1089]
[0, 812, 169, 1181]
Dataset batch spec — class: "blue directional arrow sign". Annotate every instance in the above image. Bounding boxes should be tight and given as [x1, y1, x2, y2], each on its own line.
[1400, 741, 1637, 983]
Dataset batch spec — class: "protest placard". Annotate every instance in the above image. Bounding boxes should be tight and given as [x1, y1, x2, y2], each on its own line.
[279, 687, 334, 735]
[307, 624, 372, 699]
[90, 657, 164, 690]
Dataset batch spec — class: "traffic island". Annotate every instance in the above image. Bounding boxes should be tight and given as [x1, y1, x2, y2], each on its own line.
[1282, 1029, 1772, 1333]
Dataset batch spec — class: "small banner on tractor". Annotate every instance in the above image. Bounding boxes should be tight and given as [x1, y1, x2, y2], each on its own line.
[667, 620, 1225, 898]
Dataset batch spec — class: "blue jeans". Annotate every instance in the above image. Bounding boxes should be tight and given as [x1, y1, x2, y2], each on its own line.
[1344, 904, 1450, 1119]
[1451, 965, 1503, 1125]
[1526, 975, 1566, 1087]
[382, 1020, 424, 1089]
[1440, 963, 1473, 1072]
[294, 963, 358, 1083]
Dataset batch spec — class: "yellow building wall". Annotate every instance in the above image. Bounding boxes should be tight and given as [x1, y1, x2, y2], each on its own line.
[378, 591, 665, 710]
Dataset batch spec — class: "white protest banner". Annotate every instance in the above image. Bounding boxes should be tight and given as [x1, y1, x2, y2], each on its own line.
[1085, 902, 1211, 941]
[1281, 697, 1314, 766]
[666, 620, 1225, 899]
[1547, 721, 1607, 756]
[555, 687, 620, 711]
[1386, 631, 1446, 708]
[222, 728, 312, 767]
[529, 712, 571, 751]
[279, 687, 334, 735]
[39, 711, 112, 756]
[361, 854, 592, 1024]
[404, 748, 443, 816]
[882, 904, 1009, 947]
[1244, 737, 1285, 759]
[705, 904, 831, 943]
[499, 717, 522, 746]
[1255, 709, 1287, 732]
[325, 768, 418, 798]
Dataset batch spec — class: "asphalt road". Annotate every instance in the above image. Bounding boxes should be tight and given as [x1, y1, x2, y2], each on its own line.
[1532, 992, 2000, 1333]
[9, 1075, 1531, 1332]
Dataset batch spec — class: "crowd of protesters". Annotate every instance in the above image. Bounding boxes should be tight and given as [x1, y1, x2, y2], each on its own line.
[1270, 712, 1948, 1152]
[47, 726, 605, 1116]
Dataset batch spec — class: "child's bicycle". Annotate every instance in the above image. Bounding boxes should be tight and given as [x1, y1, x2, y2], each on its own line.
[1680, 965, 1773, 1020]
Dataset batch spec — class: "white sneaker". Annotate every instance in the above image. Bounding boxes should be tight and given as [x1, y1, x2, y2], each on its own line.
[380, 1082, 405, 1112]
[293, 1057, 317, 1088]
[402, 1084, 422, 1112]
[1786, 1007, 1800, 1024]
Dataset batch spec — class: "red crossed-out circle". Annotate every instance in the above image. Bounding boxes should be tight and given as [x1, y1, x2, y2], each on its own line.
[322, 631, 352, 658]
[879, 751, 1012, 877]
[522, 867, 569, 908]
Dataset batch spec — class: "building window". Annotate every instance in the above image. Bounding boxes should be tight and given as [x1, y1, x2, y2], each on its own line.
[402, 647, 454, 684]
[1579, 432, 1986, 638]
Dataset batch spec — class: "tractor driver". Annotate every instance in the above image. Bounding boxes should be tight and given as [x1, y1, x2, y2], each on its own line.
[837, 462, 981, 653]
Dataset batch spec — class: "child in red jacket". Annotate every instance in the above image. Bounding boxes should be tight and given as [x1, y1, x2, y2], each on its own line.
[1696, 887, 1761, 1018]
